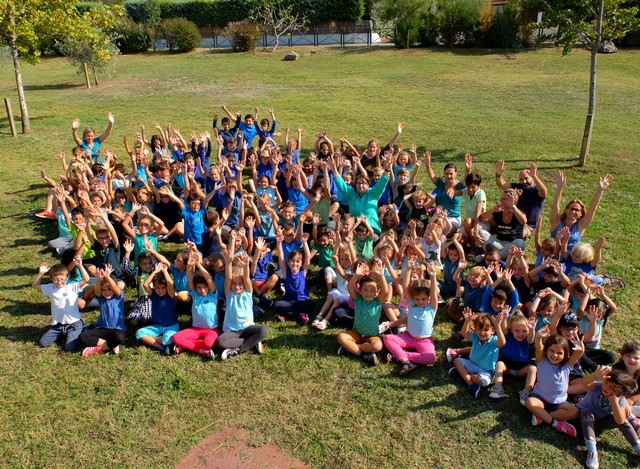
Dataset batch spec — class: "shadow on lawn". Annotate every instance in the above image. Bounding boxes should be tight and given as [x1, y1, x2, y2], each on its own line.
[0, 325, 46, 343]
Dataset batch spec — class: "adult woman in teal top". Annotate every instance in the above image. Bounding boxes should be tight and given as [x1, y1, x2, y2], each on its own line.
[72, 113, 114, 164]
[328, 156, 390, 235]
[424, 150, 465, 235]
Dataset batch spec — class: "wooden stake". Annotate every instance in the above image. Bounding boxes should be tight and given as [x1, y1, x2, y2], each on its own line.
[4, 98, 17, 137]
[83, 63, 90, 89]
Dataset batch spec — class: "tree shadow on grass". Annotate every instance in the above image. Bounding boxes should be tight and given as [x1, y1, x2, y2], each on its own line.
[23, 83, 84, 91]
[0, 299, 50, 317]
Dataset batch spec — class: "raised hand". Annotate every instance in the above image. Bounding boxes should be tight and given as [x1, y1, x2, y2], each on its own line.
[599, 174, 613, 190]
[554, 170, 566, 189]
[38, 264, 51, 275]
[462, 307, 473, 321]
[72, 118, 80, 130]
[107, 112, 115, 124]
[495, 160, 506, 176]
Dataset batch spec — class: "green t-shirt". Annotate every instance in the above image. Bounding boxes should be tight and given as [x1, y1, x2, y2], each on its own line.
[355, 237, 374, 259]
[354, 295, 382, 337]
[317, 244, 334, 268]
[69, 224, 95, 259]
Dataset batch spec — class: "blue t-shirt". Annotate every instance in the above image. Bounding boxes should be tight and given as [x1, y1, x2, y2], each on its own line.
[170, 266, 188, 293]
[407, 301, 436, 339]
[96, 291, 126, 331]
[239, 122, 258, 148]
[223, 290, 254, 332]
[481, 287, 519, 316]
[150, 292, 178, 327]
[500, 331, 531, 363]
[534, 357, 571, 404]
[254, 251, 272, 282]
[469, 332, 500, 372]
[462, 281, 487, 312]
[182, 205, 206, 245]
[577, 382, 627, 419]
[287, 187, 308, 214]
[190, 289, 218, 329]
[283, 268, 308, 301]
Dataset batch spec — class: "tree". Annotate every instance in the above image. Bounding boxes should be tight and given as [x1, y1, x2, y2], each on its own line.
[378, 0, 433, 48]
[251, 0, 308, 52]
[538, 0, 640, 166]
[143, 0, 162, 53]
[0, 1, 122, 133]
[58, 36, 120, 87]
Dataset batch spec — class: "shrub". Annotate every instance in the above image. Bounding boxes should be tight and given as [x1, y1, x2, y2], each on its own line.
[224, 20, 261, 52]
[486, 0, 521, 48]
[418, 10, 439, 46]
[160, 18, 201, 52]
[115, 18, 152, 53]
[436, 0, 481, 47]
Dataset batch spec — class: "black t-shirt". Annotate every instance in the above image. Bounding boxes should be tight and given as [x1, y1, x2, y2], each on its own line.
[511, 183, 545, 228]
[493, 211, 524, 241]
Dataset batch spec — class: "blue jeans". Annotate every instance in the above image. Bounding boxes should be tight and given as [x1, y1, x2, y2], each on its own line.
[39, 320, 84, 351]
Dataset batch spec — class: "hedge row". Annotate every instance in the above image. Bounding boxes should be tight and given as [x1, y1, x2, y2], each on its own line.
[122, 0, 364, 28]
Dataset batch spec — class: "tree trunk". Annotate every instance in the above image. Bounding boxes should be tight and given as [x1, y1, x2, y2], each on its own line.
[578, 0, 604, 167]
[92, 64, 99, 86]
[9, 14, 30, 134]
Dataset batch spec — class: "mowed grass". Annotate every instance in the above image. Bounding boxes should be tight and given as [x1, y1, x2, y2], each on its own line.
[0, 46, 639, 468]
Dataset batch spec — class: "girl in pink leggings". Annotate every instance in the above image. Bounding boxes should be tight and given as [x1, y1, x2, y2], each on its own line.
[384, 263, 439, 375]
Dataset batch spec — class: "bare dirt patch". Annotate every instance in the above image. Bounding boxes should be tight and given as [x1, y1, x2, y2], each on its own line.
[176, 427, 309, 469]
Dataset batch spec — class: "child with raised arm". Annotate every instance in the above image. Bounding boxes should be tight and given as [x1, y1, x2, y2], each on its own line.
[525, 327, 584, 437]
[337, 258, 390, 366]
[135, 263, 181, 355]
[449, 309, 507, 398]
[80, 265, 126, 357]
[489, 314, 537, 403]
[32, 258, 90, 351]
[274, 231, 315, 325]
[71, 113, 114, 164]
[213, 109, 241, 145]
[217, 250, 268, 360]
[578, 366, 640, 468]
[171, 251, 219, 359]
[384, 264, 439, 375]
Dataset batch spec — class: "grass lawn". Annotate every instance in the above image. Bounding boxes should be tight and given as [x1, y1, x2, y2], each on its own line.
[0, 46, 639, 468]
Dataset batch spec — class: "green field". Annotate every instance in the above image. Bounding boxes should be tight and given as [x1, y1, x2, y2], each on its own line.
[0, 46, 639, 468]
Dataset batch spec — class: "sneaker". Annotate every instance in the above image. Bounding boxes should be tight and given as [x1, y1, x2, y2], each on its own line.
[157, 234, 168, 242]
[552, 420, 577, 437]
[585, 450, 599, 469]
[448, 367, 461, 379]
[256, 341, 265, 354]
[221, 347, 240, 360]
[386, 353, 395, 363]
[531, 415, 543, 426]
[337, 346, 346, 356]
[82, 346, 102, 358]
[378, 321, 390, 334]
[277, 315, 286, 322]
[519, 388, 532, 406]
[399, 362, 417, 376]
[396, 325, 407, 333]
[201, 349, 215, 359]
[279, 283, 286, 295]
[489, 385, 506, 399]
[445, 348, 459, 363]
[361, 352, 379, 367]
[111, 345, 120, 355]
[259, 295, 274, 308]
[311, 315, 323, 327]
[468, 383, 481, 399]
[163, 344, 181, 356]
[35, 210, 56, 219]
[299, 313, 309, 325]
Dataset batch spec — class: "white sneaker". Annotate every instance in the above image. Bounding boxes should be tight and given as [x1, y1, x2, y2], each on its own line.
[489, 385, 506, 399]
[221, 348, 240, 360]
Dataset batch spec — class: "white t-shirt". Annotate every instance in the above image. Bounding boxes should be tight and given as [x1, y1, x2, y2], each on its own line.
[40, 282, 83, 325]
[462, 188, 486, 220]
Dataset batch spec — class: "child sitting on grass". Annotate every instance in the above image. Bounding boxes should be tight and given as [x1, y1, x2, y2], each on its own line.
[217, 250, 268, 360]
[525, 327, 584, 437]
[578, 366, 640, 469]
[488, 314, 537, 404]
[135, 263, 181, 355]
[80, 264, 126, 357]
[32, 258, 90, 351]
[449, 309, 506, 399]
[337, 258, 390, 367]
[384, 263, 439, 375]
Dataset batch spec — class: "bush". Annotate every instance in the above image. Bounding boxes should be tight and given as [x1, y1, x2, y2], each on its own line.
[115, 18, 152, 53]
[160, 18, 201, 52]
[418, 10, 439, 46]
[75, 2, 103, 14]
[224, 20, 261, 52]
[436, 0, 481, 47]
[481, 0, 521, 48]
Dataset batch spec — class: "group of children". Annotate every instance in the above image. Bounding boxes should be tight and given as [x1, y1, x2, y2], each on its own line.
[31, 108, 636, 467]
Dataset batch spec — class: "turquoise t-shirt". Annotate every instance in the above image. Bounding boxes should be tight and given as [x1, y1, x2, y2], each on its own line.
[190, 289, 218, 329]
[407, 300, 436, 339]
[354, 295, 382, 337]
[469, 332, 499, 372]
[435, 177, 465, 218]
[223, 290, 254, 332]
